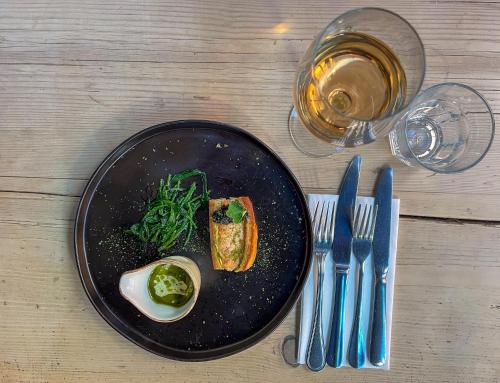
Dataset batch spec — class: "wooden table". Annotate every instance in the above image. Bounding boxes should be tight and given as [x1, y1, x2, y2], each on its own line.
[1, 1, 500, 382]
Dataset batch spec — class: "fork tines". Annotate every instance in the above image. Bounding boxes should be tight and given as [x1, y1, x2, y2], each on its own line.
[352, 203, 378, 240]
[312, 200, 335, 244]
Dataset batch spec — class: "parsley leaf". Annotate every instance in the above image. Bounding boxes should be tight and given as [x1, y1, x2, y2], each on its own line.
[226, 200, 247, 224]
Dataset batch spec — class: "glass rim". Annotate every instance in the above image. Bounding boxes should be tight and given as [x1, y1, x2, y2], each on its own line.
[403, 82, 496, 173]
[310, 7, 427, 122]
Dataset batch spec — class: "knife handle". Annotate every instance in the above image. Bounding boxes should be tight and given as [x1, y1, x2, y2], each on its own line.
[326, 270, 348, 367]
[370, 275, 387, 367]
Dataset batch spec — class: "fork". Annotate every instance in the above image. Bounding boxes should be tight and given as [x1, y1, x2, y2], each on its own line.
[347, 203, 378, 368]
[306, 200, 336, 372]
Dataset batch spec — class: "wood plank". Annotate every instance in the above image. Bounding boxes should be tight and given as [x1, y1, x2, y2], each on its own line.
[0, 68, 499, 221]
[2, 179, 497, 225]
[0, 1, 500, 220]
[1, 193, 500, 383]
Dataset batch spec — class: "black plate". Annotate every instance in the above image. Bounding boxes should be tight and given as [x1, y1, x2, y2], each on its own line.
[74, 120, 312, 361]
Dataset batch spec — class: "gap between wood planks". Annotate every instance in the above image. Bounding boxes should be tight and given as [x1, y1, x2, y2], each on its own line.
[0, 189, 81, 198]
[399, 214, 500, 228]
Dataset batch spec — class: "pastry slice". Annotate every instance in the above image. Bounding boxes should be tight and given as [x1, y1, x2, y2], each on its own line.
[208, 197, 258, 272]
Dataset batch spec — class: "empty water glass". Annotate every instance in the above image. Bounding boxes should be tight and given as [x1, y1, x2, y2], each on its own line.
[388, 83, 495, 173]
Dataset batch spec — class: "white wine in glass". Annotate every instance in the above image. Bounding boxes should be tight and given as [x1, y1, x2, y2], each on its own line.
[296, 32, 407, 141]
[289, 8, 425, 156]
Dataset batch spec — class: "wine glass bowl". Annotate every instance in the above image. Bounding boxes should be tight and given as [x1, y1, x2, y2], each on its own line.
[289, 8, 426, 156]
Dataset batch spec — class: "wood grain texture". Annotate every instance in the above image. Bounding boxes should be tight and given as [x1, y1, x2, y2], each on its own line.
[1, 0, 500, 382]
[1, 0, 500, 220]
[1, 194, 499, 382]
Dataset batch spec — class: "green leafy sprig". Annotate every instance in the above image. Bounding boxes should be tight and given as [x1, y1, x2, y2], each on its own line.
[128, 169, 209, 251]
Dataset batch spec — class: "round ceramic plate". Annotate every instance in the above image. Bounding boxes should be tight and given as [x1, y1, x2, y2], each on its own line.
[74, 120, 312, 361]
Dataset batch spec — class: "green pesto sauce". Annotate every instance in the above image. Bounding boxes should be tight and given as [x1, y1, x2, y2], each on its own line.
[147, 264, 194, 307]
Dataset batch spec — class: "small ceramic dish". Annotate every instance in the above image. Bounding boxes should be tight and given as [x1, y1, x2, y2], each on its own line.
[119, 256, 201, 322]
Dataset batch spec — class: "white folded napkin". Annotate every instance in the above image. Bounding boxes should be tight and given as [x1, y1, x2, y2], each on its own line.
[296, 194, 400, 369]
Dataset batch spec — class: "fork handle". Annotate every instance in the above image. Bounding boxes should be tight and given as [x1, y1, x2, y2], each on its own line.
[370, 275, 387, 367]
[347, 261, 365, 368]
[326, 270, 348, 367]
[306, 255, 326, 371]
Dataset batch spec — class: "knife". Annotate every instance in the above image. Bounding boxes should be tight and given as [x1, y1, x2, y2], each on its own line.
[369, 167, 393, 367]
[326, 155, 361, 368]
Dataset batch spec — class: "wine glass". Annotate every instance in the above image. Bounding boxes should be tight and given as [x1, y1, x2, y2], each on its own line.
[288, 8, 426, 157]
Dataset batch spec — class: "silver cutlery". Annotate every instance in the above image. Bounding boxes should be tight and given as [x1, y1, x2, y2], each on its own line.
[347, 203, 378, 368]
[370, 168, 393, 367]
[326, 156, 361, 368]
[306, 200, 336, 372]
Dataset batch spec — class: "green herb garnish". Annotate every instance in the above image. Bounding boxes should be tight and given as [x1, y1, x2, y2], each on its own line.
[128, 169, 209, 251]
[226, 200, 247, 224]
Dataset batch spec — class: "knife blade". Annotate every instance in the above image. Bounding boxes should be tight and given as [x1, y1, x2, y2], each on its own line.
[333, 155, 361, 268]
[369, 167, 393, 367]
[326, 155, 361, 368]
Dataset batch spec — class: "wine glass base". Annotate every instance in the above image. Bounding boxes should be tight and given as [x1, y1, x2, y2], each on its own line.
[288, 107, 343, 158]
